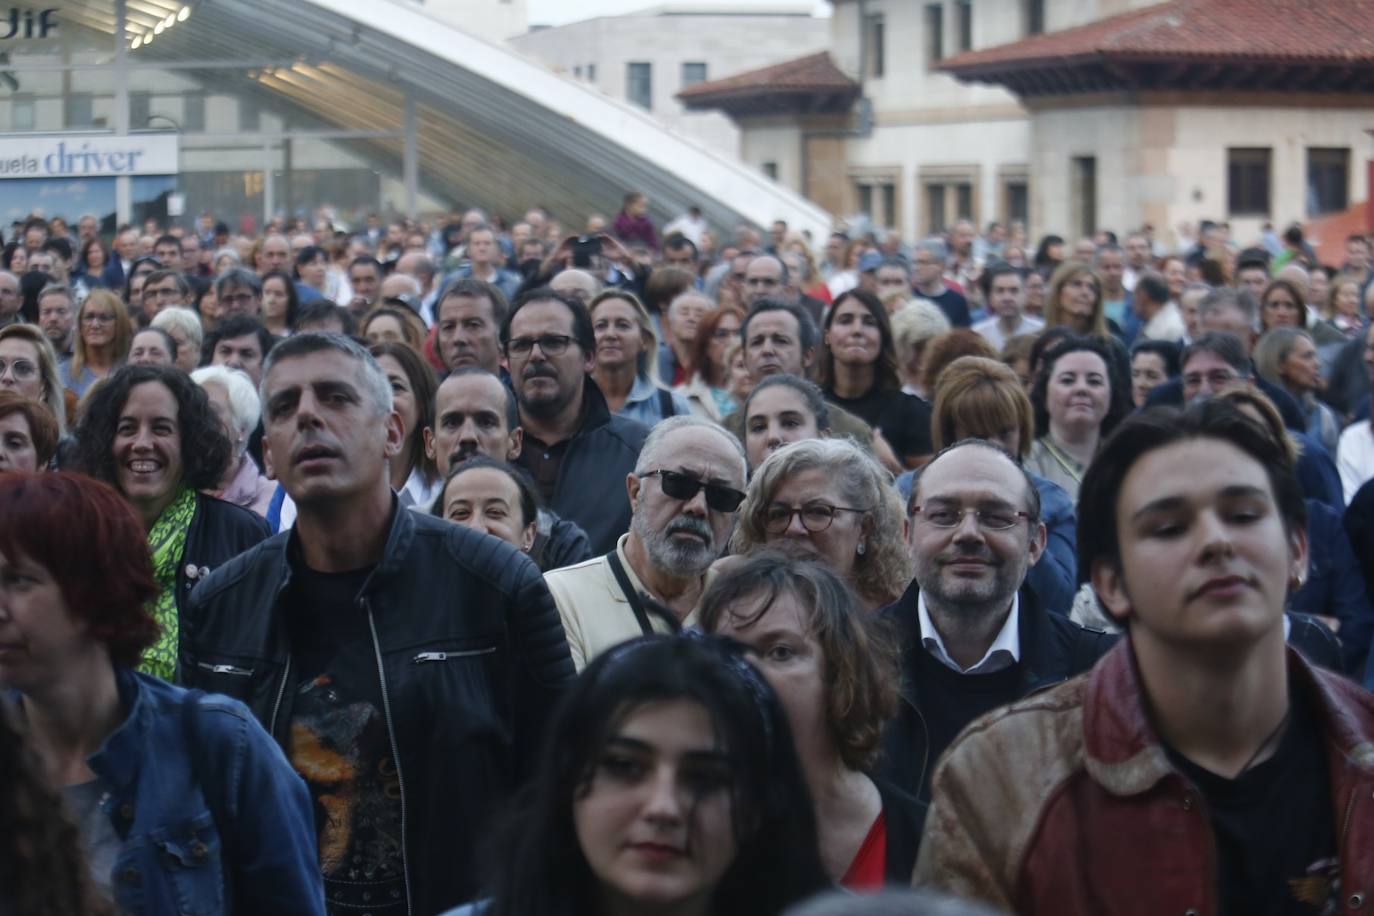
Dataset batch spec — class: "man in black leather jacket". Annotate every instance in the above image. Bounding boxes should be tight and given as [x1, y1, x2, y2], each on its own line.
[182, 333, 576, 916]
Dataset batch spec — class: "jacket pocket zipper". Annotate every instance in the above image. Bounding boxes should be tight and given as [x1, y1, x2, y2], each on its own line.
[196, 662, 254, 677]
[413, 648, 497, 663]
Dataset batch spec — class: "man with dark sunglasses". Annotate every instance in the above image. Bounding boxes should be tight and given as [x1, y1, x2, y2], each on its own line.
[543, 414, 747, 670]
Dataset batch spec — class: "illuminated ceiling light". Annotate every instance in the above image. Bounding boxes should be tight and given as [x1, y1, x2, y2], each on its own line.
[153, 21, 164, 33]
[177, 6, 190, 21]
[143, 28, 154, 42]
[131, 35, 142, 48]
[164, 13, 175, 26]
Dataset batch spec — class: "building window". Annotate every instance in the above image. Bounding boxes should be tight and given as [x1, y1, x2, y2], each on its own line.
[627, 62, 652, 110]
[1227, 148, 1270, 216]
[1072, 156, 1097, 237]
[881, 185, 898, 230]
[925, 4, 945, 65]
[1307, 148, 1350, 216]
[574, 65, 582, 78]
[863, 14, 885, 78]
[129, 91, 151, 128]
[239, 96, 260, 132]
[588, 63, 597, 82]
[682, 62, 707, 88]
[1006, 180, 1028, 225]
[923, 184, 972, 233]
[956, 1, 973, 52]
[857, 183, 874, 220]
[66, 93, 93, 128]
[12, 94, 35, 130]
[762, 161, 778, 180]
[183, 93, 205, 132]
[1026, 0, 1044, 35]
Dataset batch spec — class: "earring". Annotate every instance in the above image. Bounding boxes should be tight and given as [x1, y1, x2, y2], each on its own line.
[856, 542, 866, 556]
[1289, 569, 1305, 590]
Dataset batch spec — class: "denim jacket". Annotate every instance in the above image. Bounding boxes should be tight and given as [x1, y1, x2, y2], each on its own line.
[83, 668, 325, 916]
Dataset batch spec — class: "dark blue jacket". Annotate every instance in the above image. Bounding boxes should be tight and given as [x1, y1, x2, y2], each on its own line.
[72, 668, 324, 915]
[1293, 499, 1374, 677]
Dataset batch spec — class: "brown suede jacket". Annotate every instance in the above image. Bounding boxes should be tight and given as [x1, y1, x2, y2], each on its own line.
[914, 640, 1374, 915]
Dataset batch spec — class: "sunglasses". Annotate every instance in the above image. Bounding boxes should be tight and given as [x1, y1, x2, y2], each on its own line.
[639, 469, 745, 513]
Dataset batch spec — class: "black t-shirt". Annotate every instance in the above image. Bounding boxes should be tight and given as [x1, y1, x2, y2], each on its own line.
[1167, 693, 1339, 916]
[826, 387, 933, 463]
[285, 554, 407, 916]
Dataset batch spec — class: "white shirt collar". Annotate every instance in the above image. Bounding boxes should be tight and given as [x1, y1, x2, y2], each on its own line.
[917, 591, 1021, 674]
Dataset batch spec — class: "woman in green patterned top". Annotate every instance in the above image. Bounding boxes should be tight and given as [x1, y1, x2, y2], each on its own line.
[71, 364, 270, 681]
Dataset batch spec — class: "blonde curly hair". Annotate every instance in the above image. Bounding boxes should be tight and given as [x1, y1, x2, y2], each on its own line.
[731, 437, 911, 607]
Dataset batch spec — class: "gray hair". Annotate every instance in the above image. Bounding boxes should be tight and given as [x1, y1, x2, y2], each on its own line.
[915, 237, 948, 262]
[191, 365, 261, 453]
[151, 306, 205, 355]
[1199, 286, 1258, 328]
[785, 889, 1009, 916]
[258, 332, 393, 420]
[1253, 326, 1314, 387]
[634, 414, 746, 482]
[212, 247, 242, 269]
[891, 298, 951, 357]
[667, 290, 713, 321]
[734, 437, 911, 606]
[216, 267, 261, 298]
[37, 282, 72, 305]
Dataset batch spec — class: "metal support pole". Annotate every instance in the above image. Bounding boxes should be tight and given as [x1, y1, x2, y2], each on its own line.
[263, 140, 275, 228]
[403, 92, 418, 220]
[114, 0, 131, 226]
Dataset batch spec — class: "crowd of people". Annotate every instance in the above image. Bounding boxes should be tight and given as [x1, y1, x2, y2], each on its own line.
[2, 197, 1373, 916]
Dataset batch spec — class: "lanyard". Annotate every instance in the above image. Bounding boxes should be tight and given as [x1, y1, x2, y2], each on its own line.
[1040, 437, 1085, 484]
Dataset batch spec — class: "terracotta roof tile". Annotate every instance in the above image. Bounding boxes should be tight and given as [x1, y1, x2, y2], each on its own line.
[941, 0, 1374, 73]
[678, 51, 859, 102]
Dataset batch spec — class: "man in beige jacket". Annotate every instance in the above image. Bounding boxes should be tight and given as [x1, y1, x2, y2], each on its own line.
[543, 414, 747, 669]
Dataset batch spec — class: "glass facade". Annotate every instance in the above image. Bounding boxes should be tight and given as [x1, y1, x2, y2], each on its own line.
[0, 0, 434, 228]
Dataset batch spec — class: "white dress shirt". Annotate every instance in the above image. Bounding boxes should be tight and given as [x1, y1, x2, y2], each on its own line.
[917, 591, 1021, 675]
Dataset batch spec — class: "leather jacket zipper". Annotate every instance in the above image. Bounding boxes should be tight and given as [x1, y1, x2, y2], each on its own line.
[413, 648, 495, 663]
[196, 662, 254, 677]
[268, 655, 291, 736]
[366, 598, 413, 916]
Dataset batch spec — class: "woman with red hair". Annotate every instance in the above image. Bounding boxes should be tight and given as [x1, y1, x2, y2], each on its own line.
[0, 472, 324, 915]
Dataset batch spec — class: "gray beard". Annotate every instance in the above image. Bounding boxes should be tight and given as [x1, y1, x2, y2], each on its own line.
[634, 512, 717, 578]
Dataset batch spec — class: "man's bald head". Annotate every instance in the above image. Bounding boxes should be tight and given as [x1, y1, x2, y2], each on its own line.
[550, 269, 600, 304]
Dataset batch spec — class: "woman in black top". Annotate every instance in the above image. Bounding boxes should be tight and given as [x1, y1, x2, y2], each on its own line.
[818, 289, 932, 468]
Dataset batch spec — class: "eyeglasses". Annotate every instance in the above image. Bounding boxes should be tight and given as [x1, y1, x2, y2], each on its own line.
[0, 358, 37, 380]
[145, 286, 183, 301]
[506, 334, 575, 358]
[911, 505, 1029, 531]
[81, 313, 115, 325]
[640, 469, 745, 513]
[1182, 370, 1241, 390]
[763, 501, 868, 534]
